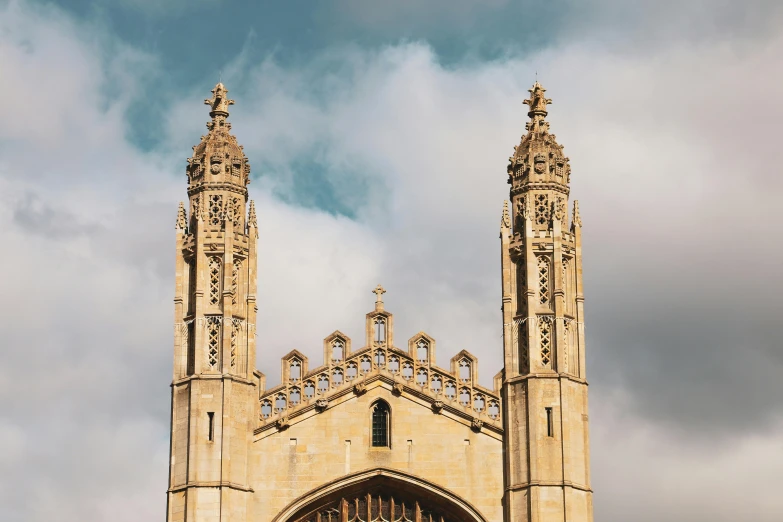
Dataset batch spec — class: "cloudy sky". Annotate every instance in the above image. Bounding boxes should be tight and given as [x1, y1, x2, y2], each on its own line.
[0, 0, 782, 520]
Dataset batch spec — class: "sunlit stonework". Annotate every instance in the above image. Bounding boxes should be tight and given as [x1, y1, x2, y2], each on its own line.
[166, 82, 593, 522]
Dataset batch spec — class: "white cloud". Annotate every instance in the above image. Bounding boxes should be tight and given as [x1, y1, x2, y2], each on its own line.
[0, 1, 781, 521]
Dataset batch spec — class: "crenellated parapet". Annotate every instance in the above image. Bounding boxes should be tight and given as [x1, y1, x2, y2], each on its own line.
[255, 287, 503, 436]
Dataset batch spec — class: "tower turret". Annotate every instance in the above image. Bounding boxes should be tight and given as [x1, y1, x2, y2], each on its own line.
[500, 82, 593, 522]
[167, 83, 259, 522]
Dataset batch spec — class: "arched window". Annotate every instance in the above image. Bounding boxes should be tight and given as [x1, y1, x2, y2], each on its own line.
[371, 401, 390, 448]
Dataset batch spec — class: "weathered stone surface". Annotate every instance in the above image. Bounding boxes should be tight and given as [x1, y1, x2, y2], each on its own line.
[166, 81, 593, 522]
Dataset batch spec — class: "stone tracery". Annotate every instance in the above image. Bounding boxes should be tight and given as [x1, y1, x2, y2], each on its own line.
[257, 294, 502, 430]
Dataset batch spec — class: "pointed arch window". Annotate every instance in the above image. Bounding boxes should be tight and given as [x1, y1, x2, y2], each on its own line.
[371, 401, 390, 448]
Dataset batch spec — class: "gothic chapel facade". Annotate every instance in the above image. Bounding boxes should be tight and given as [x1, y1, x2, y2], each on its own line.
[167, 82, 594, 522]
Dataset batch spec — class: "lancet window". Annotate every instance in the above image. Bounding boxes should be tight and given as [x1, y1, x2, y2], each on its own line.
[516, 263, 527, 315]
[187, 260, 196, 315]
[186, 322, 195, 375]
[371, 401, 390, 448]
[515, 319, 529, 374]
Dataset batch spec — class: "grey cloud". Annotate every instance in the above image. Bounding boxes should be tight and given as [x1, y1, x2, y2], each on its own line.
[1, 2, 782, 522]
[12, 191, 102, 238]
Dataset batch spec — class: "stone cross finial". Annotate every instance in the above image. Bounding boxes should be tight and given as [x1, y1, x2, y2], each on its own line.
[372, 284, 386, 310]
[373, 284, 386, 302]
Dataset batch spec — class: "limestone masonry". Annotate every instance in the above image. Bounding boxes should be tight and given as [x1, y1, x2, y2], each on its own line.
[166, 81, 594, 522]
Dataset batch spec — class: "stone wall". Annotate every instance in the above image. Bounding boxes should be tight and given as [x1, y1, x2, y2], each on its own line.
[251, 382, 504, 522]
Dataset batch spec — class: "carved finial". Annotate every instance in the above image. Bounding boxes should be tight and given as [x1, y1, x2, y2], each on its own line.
[572, 200, 582, 228]
[523, 81, 552, 118]
[176, 202, 187, 230]
[204, 82, 235, 120]
[501, 200, 511, 229]
[372, 284, 386, 311]
[247, 200, 258, 229]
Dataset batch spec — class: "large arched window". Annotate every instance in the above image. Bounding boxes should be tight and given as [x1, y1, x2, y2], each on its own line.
[371, 401, 390, 448]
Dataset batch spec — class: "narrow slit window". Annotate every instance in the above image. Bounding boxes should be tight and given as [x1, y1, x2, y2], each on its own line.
[371, 401, 390, 448]
[545, 407, 553, 437]
[207, 412, 215, 442]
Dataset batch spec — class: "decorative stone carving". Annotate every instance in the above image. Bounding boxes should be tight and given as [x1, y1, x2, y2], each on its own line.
[554, 197, 565, 221]
[176, 202, 187, 230]
[533, 153, 546, 174]
[523, 81, 552, 117]
[254, 288, 506, 429]
[432, 400, 444, 413]
[276, 416, 290, 430]
[204, 82, 235, 116]
[501, 200, 511, 229]
[572, 200, 582, 228]
[471, 418, 483, 432]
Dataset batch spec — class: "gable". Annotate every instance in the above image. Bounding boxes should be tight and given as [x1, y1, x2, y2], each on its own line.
[255, 341, 502, 438]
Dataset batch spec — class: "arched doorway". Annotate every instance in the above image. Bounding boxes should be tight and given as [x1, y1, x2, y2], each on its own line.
[273, 468, 486, 522]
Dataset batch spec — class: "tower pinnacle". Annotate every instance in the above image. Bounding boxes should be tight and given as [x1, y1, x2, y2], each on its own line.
[523, 81, 552, 119]
[204, 82, 235, 119]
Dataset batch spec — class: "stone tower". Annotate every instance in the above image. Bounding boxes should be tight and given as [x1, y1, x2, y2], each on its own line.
[499, 82, 593, 521]
[167, 83, 259, 521]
